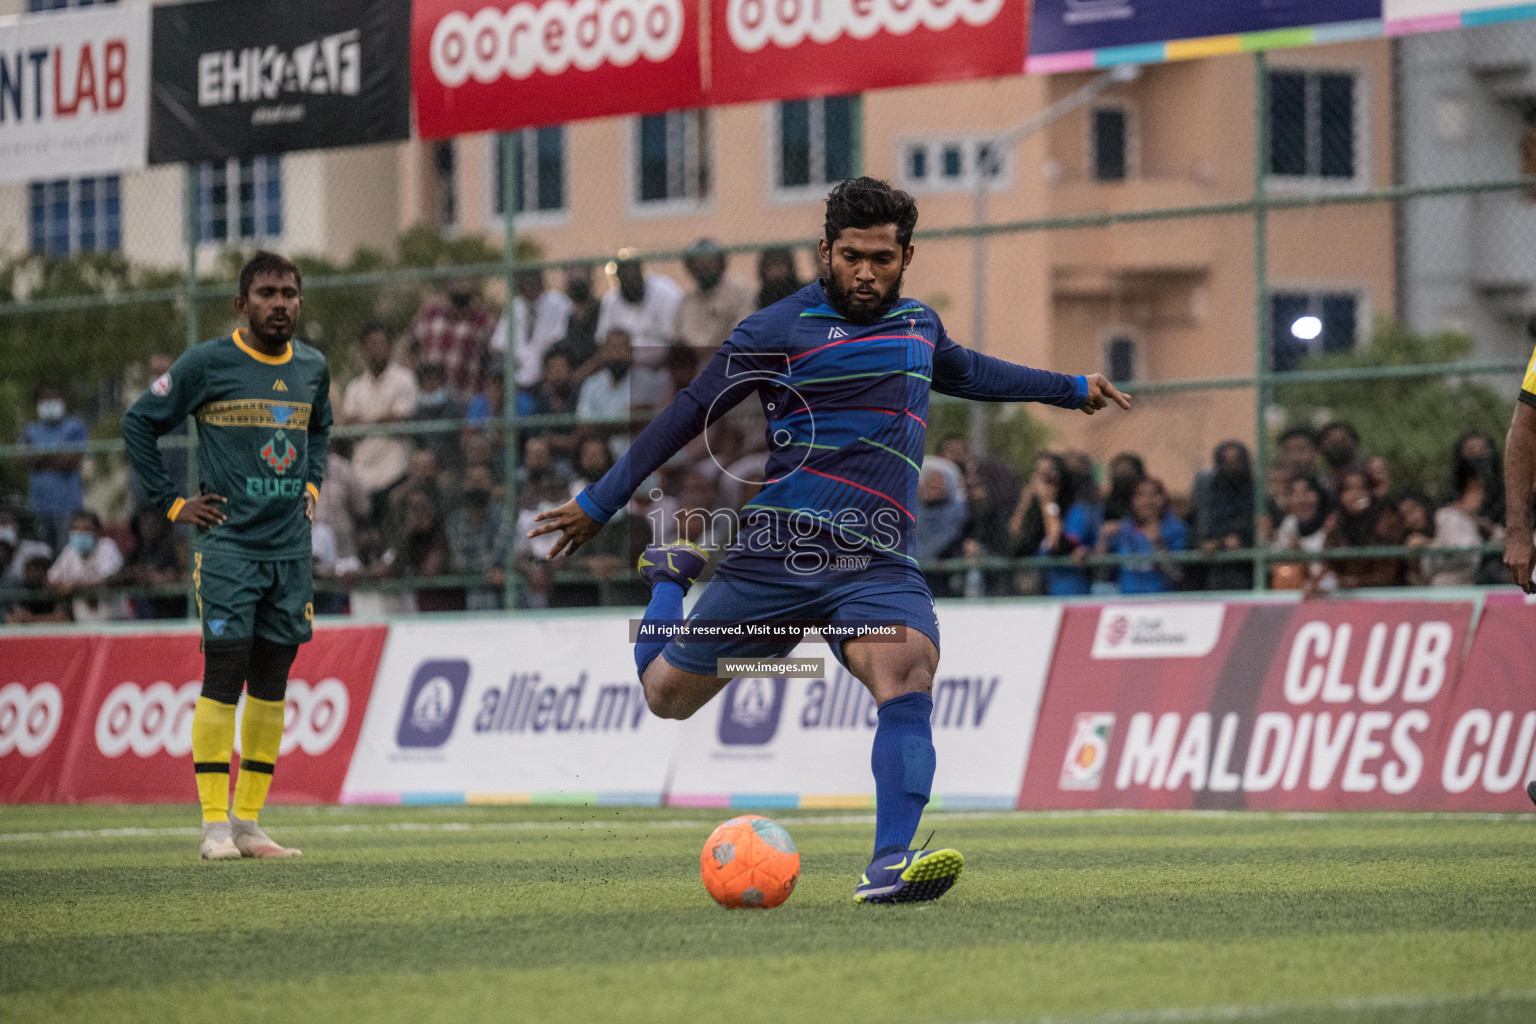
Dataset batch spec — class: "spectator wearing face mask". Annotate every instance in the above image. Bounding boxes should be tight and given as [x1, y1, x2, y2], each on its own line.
[676, 238, 756, 351]
[596, 254, 682, 408]
[407, 277, 497, 401]
[47, 509, 128, 622]
[491, 268, 573, 390]
[561, 262, 603, 372]
[19, 383, 88, 551]
[446, 463, 508, 611]
[1190, 440, 1255, 591]
[578, 330, 635, 460]
[409, 363, 468, 476]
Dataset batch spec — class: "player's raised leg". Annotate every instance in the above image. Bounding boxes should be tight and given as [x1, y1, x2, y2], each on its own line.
[844, 626, 964, 904]
[635, 540, 727, 719]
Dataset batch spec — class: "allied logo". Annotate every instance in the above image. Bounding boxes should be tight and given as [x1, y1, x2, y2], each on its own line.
[272, 379, 288, 392]
[260, 429, 298, 474]
[828, 326, 849, 339]
[150, 372, 172, 397]
[1060, 712, 1115, 791]
[396, 659, 470, 749]
[718, 677, 787, 746]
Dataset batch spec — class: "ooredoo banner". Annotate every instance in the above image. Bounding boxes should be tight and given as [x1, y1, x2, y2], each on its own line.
[1021, 601, 1479, 811]
[1434, 598, 1536, 810]
[51, 626, 385, 805]
[0, 5, 150, 185]
[708, 0, 1028, 105]
[668, 605, 1061, 808]
[0, 635, 101, 802]
[412, 0, 705, 138]
[341, 617, 684, 803]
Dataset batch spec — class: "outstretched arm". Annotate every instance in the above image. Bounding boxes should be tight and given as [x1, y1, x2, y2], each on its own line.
[527, 336, 767, 557]
[931, 332, 1131, 415]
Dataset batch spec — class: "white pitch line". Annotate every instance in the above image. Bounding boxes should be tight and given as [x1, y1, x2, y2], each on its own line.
[0, 807, 1530, 844]
[965, 988, 1536, 1024]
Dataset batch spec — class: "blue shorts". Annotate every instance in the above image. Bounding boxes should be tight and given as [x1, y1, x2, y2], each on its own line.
[659, 561, 940, 677]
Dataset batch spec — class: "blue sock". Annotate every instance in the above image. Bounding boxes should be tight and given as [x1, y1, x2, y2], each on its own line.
[870, 691, 935, 859]
[634, 581, 683, 680]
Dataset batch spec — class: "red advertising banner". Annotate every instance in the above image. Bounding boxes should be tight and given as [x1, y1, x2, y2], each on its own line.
[1434, 598, 1536, 810]
[709, 0, 1028, 106]
[0, 635, 102, 803]
[50, 625, 385, 805]
[412, 0, 706, 137]
[1021, 601, 1481, 812]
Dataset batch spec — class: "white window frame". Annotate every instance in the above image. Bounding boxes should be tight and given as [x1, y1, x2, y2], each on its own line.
[768, 96, 860, 203]
[485, 128, 569, 232]
[896, 136, 1012, 194]
[1265, 65, 1370, 194]
[629, 109, 711, 217]
[28, 175, 121, 257]
[194, 156, 282, 253]
[1087, 103, 1138, 183]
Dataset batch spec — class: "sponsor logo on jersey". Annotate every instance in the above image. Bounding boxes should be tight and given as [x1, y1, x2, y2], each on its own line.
[261, 429, 298, 473]
[828, 326, 848, 339]
[150, 372, 172, 397]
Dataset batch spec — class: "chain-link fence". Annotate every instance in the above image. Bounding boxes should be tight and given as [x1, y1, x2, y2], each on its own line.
[1, 28, 1532, 625]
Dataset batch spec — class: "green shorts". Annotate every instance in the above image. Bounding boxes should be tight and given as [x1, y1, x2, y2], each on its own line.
[193, 551, 313, 650]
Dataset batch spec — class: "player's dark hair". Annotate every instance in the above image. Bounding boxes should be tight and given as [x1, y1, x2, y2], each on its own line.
[824, 177, 919, 249]
[1278, 426, 1318, 447]
[239, 250, 302, 298]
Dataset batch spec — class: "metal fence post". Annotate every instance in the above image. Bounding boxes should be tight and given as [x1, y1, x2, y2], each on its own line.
[1252, 51, 1271, 592]
[501, 132, 522, 611]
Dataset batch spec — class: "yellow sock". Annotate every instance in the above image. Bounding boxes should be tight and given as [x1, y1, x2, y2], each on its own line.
[232, 695, 285, 821]
[191, 696, 237, 823]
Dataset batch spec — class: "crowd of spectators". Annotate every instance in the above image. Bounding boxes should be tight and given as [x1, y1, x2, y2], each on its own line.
[0, 238, 1520, 620]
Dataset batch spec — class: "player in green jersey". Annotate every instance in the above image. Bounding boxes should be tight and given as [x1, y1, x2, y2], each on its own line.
[122, 251, 332, 860]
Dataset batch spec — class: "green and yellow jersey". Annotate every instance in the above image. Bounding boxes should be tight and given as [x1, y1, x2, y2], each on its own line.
[1522, 346, 1536, 408]
[122, 330, 332, 562]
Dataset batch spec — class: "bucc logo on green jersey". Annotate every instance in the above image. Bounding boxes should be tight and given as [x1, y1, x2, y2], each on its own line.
[261, 430, 298, 474]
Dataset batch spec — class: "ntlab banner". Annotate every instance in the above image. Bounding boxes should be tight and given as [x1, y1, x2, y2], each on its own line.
[50, 626, 384, 805]
[413, 0, 704, 137]
[149, 0, 411, 163]
[0, 5, 150, 185]
[1021, 601, 1477, 811]
[341, 617, 683, 803]
[669, 605, 1061, 808]
[709, 0, 1027, 105]
[1435, 597, 1536, 810]
[1028, 0, 1380, 60]
[0, 635, 101, 802]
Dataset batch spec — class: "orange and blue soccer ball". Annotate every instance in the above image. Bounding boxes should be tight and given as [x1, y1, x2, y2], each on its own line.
[700, 815, 800, 909]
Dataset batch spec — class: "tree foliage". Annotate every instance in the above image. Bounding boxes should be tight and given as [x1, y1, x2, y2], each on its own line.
[1273, 319, 1512, 493]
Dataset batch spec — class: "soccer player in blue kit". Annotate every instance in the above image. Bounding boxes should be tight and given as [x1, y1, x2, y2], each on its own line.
[529, 178, 1131, 903]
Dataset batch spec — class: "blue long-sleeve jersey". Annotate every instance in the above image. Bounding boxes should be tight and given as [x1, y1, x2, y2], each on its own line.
[576, 280, 1086, 582]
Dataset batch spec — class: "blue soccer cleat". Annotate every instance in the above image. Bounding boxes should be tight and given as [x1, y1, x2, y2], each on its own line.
[638, 540, 709, 592]
[854, 847, 964, 904]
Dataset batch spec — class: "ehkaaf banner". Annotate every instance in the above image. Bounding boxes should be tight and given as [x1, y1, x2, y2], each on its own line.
[148, 0, 410, 164]
[1021, 601, 1483, 812]
[413, 0, 705, 138]
[1028, 0, 1381, 59]
[0, 5, 150, 185]
[709, 0, 1027, 105]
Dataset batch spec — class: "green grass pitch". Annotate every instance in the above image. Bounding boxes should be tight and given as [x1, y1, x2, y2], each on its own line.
[2, 804, 1534, 1023]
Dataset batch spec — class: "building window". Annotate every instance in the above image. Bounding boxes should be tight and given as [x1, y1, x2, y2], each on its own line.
[1271, 291, 1359, 372]
[493, 127, 566, 218]
[1106, 334, 1137, 383]
[900, 138, 1008, 193]
[1269, 70, 1358, 181]
[431, 140, 457, 227]
[636, 109, 709, 206]
[197, 156, 282, 245]
[775, 95, 860, 195]
[1092, 107, 1129, 182]
[28, 176, 121, 257]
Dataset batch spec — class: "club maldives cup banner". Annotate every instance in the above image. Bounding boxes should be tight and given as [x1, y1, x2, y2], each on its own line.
[148, 0, 410, 164]
[0, 626, 384, 804]
[0, 5, 150, 185]
[708, 0, 1028, 105]
[413, 0, 705, 137]
[669, 605, 1061, 807]
[1016, 600, 1531, 812]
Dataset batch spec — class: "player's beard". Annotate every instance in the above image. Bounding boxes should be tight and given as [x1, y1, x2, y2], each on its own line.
[823, 268, 903, 325]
